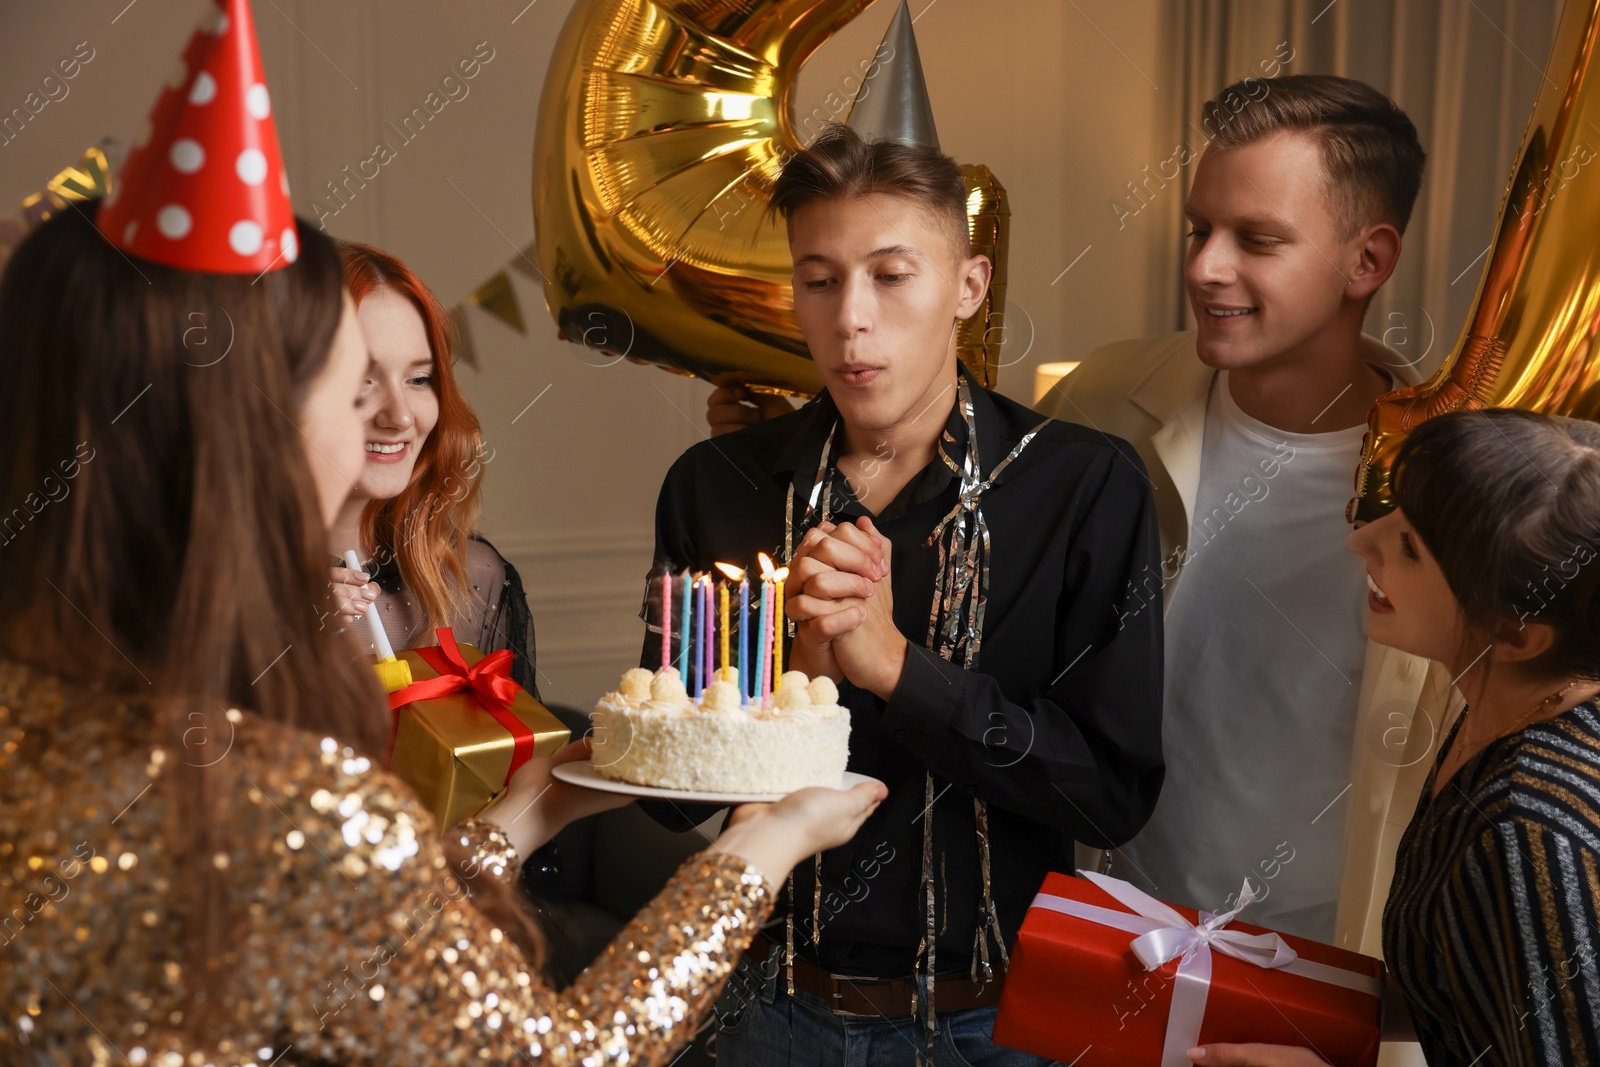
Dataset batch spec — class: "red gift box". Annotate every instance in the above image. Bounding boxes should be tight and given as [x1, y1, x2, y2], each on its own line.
[993, 870, 1384, 1067]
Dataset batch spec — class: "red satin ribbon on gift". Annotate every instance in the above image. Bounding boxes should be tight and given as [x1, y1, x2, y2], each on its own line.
[386, 627, 535, 779]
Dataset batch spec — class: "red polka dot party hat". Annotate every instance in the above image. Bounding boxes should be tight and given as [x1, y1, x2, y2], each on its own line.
[98, 0, 296, 274]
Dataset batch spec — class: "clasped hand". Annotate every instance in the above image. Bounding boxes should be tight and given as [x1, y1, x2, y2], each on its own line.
[785, 516, 907, 700]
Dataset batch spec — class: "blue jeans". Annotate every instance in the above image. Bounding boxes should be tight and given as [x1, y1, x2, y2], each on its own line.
[712, 954, 1056, 1067]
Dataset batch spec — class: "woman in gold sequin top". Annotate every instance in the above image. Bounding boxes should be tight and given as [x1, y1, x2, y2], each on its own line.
[0, 203, 886, 1066]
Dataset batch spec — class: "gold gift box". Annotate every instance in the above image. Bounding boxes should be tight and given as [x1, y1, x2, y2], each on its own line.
[388, 643, 569, 829]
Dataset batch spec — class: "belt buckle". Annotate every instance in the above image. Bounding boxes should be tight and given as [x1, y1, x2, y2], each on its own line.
[822, 973, 901, 1020]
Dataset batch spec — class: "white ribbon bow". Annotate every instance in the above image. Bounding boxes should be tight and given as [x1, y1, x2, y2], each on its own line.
[1029, 870, 1380, 1067]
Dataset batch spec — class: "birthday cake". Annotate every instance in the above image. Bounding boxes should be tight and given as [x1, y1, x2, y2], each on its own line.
[591, 667, 851, 795]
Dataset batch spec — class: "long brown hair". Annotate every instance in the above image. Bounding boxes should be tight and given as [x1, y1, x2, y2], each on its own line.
[0, 204, 547, 1008]
[338, 240, 486, 629]
[0, 200, 388, 1023]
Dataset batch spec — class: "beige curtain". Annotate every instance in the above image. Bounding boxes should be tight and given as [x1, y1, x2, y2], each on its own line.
[1154, 0, 1561, 378]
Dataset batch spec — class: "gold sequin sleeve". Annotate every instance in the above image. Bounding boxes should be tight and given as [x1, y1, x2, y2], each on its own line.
[450, 818, 522, 887]
[239, 725, 776, 1067]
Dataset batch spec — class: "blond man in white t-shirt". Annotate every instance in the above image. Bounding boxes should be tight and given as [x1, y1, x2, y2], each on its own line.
[1039, 75, 1460, 1067]
[708, 73, 1456, 1065]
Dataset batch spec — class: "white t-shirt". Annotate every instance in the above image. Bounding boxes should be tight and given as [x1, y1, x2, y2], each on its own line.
[1116, 370, 1376, 942]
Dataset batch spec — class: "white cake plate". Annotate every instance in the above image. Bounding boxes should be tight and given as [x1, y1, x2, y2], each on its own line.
[551, 760, 883, 805]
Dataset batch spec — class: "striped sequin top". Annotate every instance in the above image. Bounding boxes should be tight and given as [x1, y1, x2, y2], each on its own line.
[1383, 699, 1600, 1064]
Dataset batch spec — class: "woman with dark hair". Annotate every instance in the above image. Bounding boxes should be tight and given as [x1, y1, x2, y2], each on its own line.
[1192, 409, 1600, 1066]
[326, 241, 541, 696]
[0, 192, 885, 1065]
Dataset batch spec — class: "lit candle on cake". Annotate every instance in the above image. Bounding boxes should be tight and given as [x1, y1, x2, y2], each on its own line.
[715, 563, 744, 686]
[719, 576, 730, 675]
[739, 573, 750, 700]
[660, 568, 672, 672]
[717, 563, 749, 702]
[758, 553, 778, 700]
[678, 567, 691, 683]
[691, 571, 704, 696]
[766, 593, 777, 702]
[773, 565, 789, 679]
[701, 575, 713, 693]
[754, 571, 770, 701]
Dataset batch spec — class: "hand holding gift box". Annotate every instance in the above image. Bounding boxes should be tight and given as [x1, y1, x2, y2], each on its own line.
[385, 627, 569, 829]
[993, 871, 1383, 1067]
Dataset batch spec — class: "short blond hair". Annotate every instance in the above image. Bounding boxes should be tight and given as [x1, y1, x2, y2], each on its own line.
[1203, 74, 1426, 238]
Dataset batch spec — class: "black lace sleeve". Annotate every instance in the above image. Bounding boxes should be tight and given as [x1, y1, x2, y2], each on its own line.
[463, 535, 542, 702]
[500, 554, 541, 702]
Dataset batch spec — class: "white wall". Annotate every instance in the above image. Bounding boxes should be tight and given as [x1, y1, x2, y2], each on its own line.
[0, 0, 1167, 708]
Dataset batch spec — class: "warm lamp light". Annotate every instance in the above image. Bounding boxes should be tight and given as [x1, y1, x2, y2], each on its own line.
[1034, 361, 1082, 405]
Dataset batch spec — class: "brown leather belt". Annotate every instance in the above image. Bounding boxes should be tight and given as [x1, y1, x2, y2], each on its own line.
[745, 932, 1004, 1018]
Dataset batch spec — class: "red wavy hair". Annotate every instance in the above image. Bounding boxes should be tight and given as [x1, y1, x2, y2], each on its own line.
[339, 241, 486, 632]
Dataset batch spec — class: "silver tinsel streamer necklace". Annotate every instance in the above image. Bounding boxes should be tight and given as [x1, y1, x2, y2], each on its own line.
[783, 375, 1049, 1061]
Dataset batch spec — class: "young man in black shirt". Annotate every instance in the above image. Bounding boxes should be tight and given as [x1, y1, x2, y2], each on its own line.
[646, 125, 1164, 1066]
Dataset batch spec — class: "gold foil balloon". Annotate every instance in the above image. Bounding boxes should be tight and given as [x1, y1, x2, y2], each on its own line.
[1350, 0, 1600, 523]
[532, 0, 1009, 395]
[961, 164, 1009, 388]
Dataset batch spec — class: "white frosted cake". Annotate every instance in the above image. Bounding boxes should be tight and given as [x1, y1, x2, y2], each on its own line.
[591, 667, 851, 794]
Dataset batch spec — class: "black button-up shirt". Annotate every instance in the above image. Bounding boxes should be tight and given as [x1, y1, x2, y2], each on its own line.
[641, 371, 1164, 979]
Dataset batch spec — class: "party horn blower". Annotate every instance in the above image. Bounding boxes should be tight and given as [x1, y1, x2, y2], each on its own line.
[344, 549, 413, 692]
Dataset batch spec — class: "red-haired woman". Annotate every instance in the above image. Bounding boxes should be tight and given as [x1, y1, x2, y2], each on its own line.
[326, 241, 540, 697]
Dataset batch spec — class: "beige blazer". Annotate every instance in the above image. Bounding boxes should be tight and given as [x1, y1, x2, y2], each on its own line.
[1038, 331, 1463, 960]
